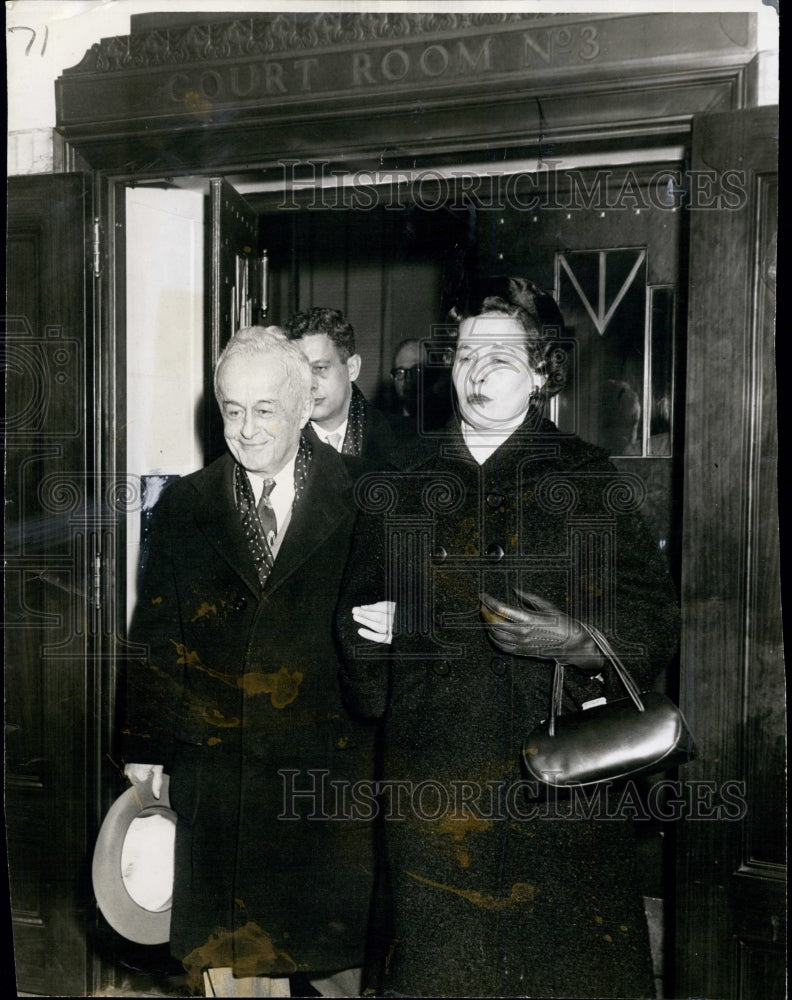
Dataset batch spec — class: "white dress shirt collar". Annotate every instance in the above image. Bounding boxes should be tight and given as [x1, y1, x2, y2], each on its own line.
[247, 454, 297, 535]
[311, 418, 348, 452]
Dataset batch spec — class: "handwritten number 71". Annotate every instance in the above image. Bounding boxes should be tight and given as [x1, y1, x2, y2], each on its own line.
[9, 25, 49, 57]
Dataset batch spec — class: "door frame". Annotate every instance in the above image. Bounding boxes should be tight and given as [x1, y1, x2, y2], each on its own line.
[48, 11, 776, 996]
[674, 104, 783, 1000]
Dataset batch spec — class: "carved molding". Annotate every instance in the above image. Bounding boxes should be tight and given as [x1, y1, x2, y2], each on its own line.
[54, 12, 757, 172]
[66, 12, 545, 74]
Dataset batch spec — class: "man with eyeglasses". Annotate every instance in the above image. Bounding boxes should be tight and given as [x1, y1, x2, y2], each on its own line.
[389, 338, 452, 434]
[390, 339, 422, 419]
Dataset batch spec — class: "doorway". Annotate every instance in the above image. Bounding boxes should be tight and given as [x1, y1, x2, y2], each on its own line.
[119, 158, 687, 998]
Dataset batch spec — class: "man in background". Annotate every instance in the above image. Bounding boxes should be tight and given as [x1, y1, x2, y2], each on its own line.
[388, 337, 453, 435]
[285, 307, 397, 467]
[389, 338, 423, 420]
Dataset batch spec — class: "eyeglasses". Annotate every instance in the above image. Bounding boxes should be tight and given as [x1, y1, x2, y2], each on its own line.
[390, 366, 421, 381]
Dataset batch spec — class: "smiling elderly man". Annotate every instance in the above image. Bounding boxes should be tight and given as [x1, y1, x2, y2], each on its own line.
[121, 326, 377, 998]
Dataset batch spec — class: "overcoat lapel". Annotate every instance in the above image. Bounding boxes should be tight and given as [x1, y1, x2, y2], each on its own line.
[187, 447, 355, 600]
[265, 444, 354, 594]
[190, 454, 263, 599]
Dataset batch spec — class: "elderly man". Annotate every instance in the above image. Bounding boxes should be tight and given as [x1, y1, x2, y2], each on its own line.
[122, 327, 376, 998]
[285, 307, 396, 467]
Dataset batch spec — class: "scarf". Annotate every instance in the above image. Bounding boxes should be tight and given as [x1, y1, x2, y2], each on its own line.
[341, 383, 367, 457]
[233, 434, 313, 588]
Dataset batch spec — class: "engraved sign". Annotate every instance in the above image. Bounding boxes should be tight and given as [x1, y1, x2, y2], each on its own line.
[522, 24, 601, 65]
[129, 28, 604, 114]
[55, 13, 754, 128]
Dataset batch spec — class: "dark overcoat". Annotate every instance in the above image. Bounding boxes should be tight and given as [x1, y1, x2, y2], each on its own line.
[338, 416, 681, 998]
[121, 444, 377, 986]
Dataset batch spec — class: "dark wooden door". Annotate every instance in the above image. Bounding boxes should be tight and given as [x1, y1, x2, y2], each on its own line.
[5, 175, 96, 995]
[675, 105, 784, 1000]
[471, 167, 687, 601]
[205, 177, 263, 459]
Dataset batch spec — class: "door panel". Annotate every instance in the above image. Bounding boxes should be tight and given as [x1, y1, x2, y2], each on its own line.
[676, 105, 783, 1000]
[5, 174, 95, 996]
[124, 185, 207, 622]
[206, 177, 262, 459]
[475, 168, 685, 568]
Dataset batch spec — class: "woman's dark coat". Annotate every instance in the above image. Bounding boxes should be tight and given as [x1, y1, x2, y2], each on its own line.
[338, 416, 680, 998]
[121, 445, 377, 987]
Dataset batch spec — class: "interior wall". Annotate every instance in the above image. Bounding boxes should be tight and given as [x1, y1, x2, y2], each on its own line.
[262, 207, 465, 403]
[125, 186, 205, 619]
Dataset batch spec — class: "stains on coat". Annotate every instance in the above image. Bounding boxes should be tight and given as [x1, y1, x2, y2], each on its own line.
[594, 914, 631, 944]
[434, 809, 492, 868]
[191, 601, 218, 622]
[169, 641, 304, 707]
[121, 449, 375, 976]
[238, 666, 303, 707]
[201, 706, 240, 728]
[130, 652, 242, 731]
[404, 870, 538, 912]
[181, 921, 298, 992]
[172, 641, 202, 667]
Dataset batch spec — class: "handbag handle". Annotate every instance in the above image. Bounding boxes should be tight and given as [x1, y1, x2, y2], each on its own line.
[548, 622, 645, 737]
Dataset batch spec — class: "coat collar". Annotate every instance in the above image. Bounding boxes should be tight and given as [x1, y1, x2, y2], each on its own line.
[403, 411, 565, 472]
[188, 445, 354, 599]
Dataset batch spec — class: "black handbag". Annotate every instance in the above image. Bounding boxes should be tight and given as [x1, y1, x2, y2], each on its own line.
[522, 623, 696, 788]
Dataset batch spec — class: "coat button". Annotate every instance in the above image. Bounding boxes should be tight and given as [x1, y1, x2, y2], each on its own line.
[486, 543, 505, 560]
[233, 596, 248, 611]
[431, 660, 452, 677]
[486, 493, 506, 509]
[489, 655, 508, 677]
[433, 546, 448, 561]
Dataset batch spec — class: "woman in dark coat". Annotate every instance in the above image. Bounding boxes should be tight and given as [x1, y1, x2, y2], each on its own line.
[338, 279, 680, 998]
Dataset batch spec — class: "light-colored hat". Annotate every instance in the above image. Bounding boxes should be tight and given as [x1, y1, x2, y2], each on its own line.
[92, 774, 176, 945]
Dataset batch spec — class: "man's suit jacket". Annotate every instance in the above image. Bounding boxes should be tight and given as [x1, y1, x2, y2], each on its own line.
[121, 444, 376, 984]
